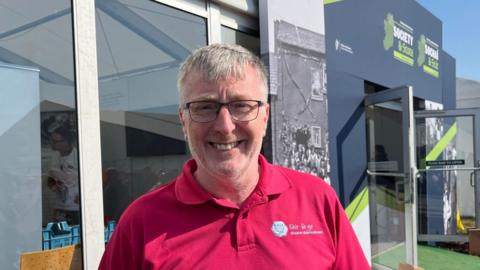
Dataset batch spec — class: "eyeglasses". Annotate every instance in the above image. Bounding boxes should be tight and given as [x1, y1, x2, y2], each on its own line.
[50, 138, 67, 145]
[184, 100, 264, 123]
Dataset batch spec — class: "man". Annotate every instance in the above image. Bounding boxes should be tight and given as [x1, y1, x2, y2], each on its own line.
[47, 126, 80, 224]
[100, 44, 369, 269]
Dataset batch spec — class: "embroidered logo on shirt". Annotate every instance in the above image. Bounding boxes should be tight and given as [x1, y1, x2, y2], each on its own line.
[271, 221, 288, 237]
[288, 223, 324, 235]
[272, 221, 324, 237]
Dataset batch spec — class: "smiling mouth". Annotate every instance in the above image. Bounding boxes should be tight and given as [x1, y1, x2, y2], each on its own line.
[210, 141, 242, 150]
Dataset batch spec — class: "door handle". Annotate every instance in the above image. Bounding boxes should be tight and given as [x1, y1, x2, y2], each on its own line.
[367, 170, 411, 203]
[471, 171, 476, 187]
[417, 167, 480, 187]
[395, 180, 405, 204]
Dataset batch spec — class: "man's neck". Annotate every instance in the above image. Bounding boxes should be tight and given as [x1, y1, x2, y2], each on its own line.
[194, 164, 261, 207]
[60, 146, 74, 157]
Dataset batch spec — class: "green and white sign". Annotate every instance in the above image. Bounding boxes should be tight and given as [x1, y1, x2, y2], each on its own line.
[417, 34, 440, 77]
[383, 12, 440, 78]
[383, 13, 415, 66]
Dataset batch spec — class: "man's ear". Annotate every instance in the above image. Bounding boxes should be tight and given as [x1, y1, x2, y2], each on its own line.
[179, 107, 186, 126]
[179, 108, 187, 139]
[263, 103, 270, 124]
[262, 103, 270, 137]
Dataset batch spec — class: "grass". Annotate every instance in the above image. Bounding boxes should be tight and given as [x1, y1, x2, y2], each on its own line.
[372, 244, 480, 270]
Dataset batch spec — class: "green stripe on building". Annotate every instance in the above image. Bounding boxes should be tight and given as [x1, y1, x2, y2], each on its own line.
[345, 187, 369, 222]
[426, 122, 457, 161]
[324, 0, 344, 5]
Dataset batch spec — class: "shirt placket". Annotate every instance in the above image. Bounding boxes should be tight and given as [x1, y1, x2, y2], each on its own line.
[235, 190, 267, 251]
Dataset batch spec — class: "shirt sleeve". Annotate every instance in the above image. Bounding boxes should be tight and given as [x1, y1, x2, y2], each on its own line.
[326, 189, 371, 270]
[99, 218, 142, 270]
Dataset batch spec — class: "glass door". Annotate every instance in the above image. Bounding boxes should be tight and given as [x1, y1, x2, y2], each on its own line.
[415, 109, 480, 251]
[364, 86, 417, 269]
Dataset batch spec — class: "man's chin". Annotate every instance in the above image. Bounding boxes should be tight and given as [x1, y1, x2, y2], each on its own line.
[205, 160, 244, 178]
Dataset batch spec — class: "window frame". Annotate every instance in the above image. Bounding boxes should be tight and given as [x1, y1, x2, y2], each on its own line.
[73, 0, 259, 268]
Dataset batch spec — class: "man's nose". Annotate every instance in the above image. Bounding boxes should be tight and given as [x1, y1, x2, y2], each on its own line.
[213, 106, 236, 134]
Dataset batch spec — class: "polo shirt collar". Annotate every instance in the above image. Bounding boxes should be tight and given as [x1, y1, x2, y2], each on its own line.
[174, 159, 211, 204]
[256, 154, 292, 196]
[175, 154, 292, 205]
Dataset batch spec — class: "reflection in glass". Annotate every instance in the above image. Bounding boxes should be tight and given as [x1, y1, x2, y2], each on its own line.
[366, 100, 406, 269]
[221, 26, 260, 56]
[42, 113, 80, 224]
[416, 116, 476, 236]
[0, 0, 80, 268]
[95, 0, 207, 224]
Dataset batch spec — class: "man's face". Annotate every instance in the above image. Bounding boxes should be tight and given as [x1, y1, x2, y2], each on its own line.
[50, 132, 71, 155]
[179, 65, 269, 181]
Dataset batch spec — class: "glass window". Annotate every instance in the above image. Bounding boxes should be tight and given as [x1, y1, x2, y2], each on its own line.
[221, 25, 260, 55]
[95, 0, 207, 224]
[0, 0, 81, 268]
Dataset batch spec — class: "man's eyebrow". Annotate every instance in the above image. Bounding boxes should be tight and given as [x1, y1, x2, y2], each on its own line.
[188, 93, 253, 102]
[189, 97, 217, 102]
[228, 93, 250, 100]
[186, 93, 217, 102]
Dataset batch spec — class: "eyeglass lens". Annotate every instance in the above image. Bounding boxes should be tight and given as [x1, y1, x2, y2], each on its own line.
[187, 100, 261, 122]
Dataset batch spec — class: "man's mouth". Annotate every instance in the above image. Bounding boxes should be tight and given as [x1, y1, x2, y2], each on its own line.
[210, 141, 242, 150]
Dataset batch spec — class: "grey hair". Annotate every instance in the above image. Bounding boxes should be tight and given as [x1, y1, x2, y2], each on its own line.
[177, 43, 268, 105]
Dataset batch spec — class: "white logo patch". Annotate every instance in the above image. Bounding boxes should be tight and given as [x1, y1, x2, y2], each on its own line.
[271, 221, 288, 237]
[271, 221, 324, 237]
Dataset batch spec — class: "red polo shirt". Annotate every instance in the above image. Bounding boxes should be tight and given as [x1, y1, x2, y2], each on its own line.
[99, 155, 369, 269]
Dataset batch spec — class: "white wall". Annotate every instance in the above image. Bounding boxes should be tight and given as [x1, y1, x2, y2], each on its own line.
[0, 64, 41, 269]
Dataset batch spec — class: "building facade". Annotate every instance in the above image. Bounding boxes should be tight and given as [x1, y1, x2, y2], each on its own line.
[1, 0, 476, 269]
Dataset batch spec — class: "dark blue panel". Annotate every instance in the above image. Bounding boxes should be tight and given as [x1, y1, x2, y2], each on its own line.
[326, 0, 444, 103]
[327, 70, 368, 206]
[325, 0, 457, 206]
[441, 52, 456, 110]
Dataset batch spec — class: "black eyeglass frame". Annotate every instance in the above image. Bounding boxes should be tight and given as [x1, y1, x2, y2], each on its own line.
[184, 100, 265, 123]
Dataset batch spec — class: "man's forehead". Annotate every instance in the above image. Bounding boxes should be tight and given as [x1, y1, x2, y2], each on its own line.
[185, 69, 259, 87]
[181, 64, 266, 104]
[187, 91, 253, 102]
[186, 66, 249, 84]
[51, 132, 63, 139]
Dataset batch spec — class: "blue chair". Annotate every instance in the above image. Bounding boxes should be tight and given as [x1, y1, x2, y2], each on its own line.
[43, 220, 116, 250]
